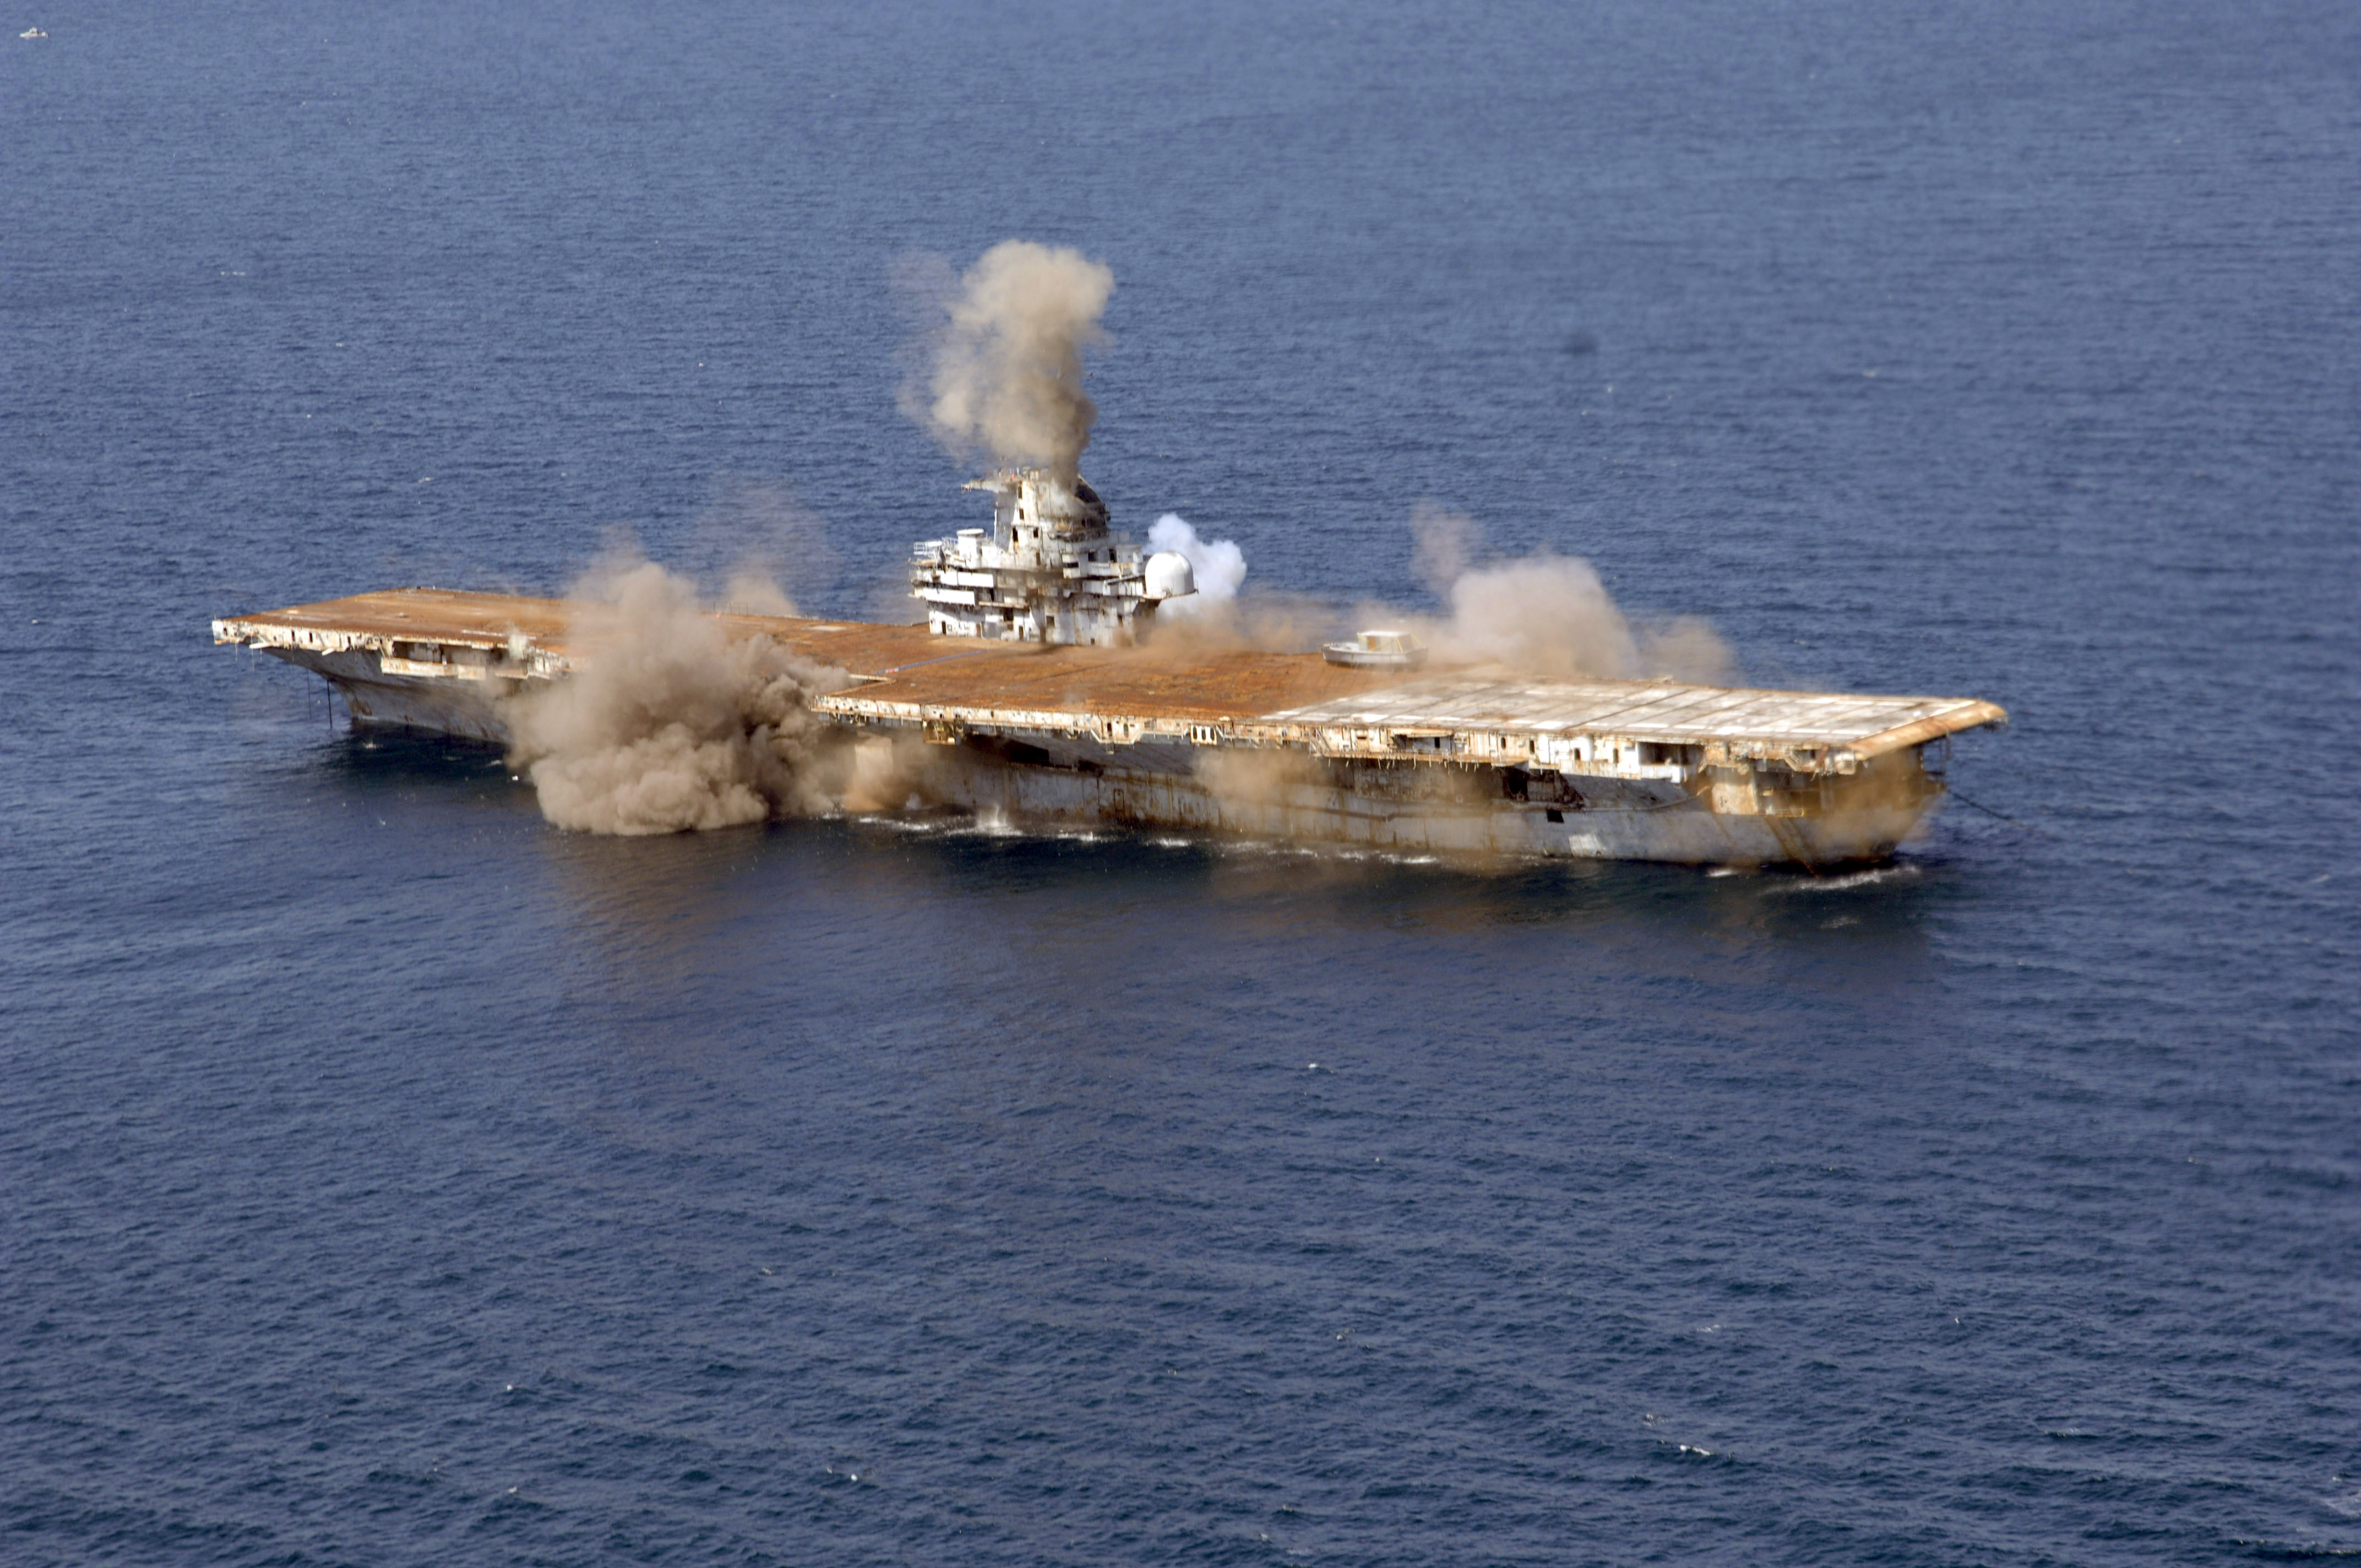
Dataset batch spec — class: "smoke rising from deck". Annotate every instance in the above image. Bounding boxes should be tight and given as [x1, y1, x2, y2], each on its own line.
[496, 554, 859, 835]
[906, 240, 1115, 486]
[689, 476, 841, 618]
[1410, 498, 1482, 598]
[1404, 500, 1733, 683]
[1147, 513, 1247, 618]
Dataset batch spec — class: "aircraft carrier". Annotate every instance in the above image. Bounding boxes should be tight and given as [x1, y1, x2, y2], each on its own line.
[214, 469, 2007, 866]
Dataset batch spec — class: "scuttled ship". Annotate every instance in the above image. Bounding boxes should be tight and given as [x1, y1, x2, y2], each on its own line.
[214, 467, 2006, 867]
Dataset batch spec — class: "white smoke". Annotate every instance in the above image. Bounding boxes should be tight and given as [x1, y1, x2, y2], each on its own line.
[1147, 513, 1247, 618]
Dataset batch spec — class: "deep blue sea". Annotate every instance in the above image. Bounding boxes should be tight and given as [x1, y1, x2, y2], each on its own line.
[5, 3, 2359, 1563]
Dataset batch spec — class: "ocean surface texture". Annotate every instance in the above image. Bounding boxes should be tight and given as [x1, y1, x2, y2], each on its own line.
[5, 3, 2358, 1564]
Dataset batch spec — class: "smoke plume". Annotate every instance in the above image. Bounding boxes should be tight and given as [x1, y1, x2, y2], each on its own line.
[497, 556, 858, 835]
[1403, 501, 1733, 683]
[1410, 498, 1482, 598]
[1147, 513, 1247, 619]
[686, 476, 840, 617]
[911, 239, 1115, 484]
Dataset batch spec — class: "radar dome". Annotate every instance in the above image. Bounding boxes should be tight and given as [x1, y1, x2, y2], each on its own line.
[1144, 551, 1197, 601]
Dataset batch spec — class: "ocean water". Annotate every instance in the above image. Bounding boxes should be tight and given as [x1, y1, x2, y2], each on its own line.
[4, 2, 2358, 1563]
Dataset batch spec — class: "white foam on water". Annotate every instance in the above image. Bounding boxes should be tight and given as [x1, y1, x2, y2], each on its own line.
[953, 804, 1022, 838]
[1769, 863, 1921, 895]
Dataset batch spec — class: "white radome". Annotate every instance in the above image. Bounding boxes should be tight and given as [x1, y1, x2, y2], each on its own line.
[1144, 551, 1197, 601]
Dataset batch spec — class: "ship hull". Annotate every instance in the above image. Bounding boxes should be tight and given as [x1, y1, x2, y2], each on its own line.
[920, 740, 1938, 866]
[265, 647, 515, 745]
[219, 589, 2001, 870]
[280, 649, 1934, 864]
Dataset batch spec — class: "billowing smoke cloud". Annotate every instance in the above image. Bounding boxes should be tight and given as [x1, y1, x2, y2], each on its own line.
[910, 240, 1115, 485]
[685, 475, 839, 618]
[1403, 500, 1733, 683]
[497, 556, 859, 835]
[1147, 513, 1247, 619]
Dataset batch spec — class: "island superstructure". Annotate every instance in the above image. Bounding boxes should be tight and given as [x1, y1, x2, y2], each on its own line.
[910, 467, 1197, 645]
[214, 472, 2007, 866]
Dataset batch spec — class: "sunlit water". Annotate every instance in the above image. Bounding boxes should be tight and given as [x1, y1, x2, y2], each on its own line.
[4, 2, 2357, 1563]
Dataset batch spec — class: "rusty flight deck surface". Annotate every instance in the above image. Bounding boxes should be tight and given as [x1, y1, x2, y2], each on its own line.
[213, 589, 1378, 711]
[217, 587, 2008, 766]
[212, 587, 931, 677]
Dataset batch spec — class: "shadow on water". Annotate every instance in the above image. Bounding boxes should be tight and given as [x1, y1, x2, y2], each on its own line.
[309, 726, 520, 799]
[820, 811, 1961, 939]
[735, 821, 1966, 1029]
[293, 728, 1957, 1001]
[502, 814, 1969, 1107]
[242, 726, 546, 856]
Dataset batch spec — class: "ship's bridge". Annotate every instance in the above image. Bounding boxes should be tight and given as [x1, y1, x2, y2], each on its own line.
[910, 467, 1194, 647]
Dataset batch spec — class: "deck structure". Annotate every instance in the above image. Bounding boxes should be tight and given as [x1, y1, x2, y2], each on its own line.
[216, 587, 2006, 865]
